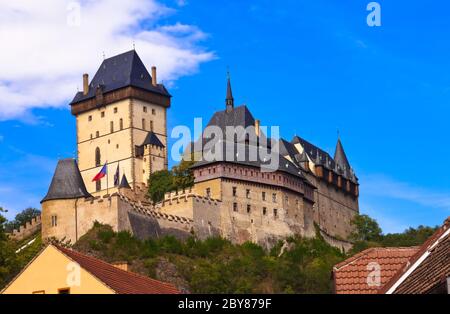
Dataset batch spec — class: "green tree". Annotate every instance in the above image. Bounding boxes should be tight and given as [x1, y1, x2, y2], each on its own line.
[349, 214, 382, 242]
[147, 170, 174, 204]
[6, 207, 41, 232]
[0, 207, 19, 288]
[172, 154, 195, 190]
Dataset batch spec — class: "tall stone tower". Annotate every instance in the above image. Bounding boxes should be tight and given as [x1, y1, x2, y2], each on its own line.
[69, 50, 171, 194]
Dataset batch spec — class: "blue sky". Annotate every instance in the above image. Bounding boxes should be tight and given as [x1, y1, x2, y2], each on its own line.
[1, 0, 449, 233]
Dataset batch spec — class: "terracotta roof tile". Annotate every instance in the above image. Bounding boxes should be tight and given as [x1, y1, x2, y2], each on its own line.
[333, 247, 419, 294]
[380, 217, 450, 294]
[55, 245, 180, 294]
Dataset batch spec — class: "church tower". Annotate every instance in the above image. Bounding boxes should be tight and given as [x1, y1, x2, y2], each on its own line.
[69, 50, 171, 194]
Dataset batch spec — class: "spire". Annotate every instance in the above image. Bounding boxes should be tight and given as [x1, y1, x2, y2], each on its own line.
[225, 70, 234, 112]
[41, 159, 91, 203]
[119, 174, 131, 189]
[334, 138, 351, 170]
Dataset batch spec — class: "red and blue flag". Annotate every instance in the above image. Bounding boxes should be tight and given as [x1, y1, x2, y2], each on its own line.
[92, 163, 107, 182]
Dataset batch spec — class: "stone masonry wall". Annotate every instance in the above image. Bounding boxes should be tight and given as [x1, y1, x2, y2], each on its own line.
[8, 216, 42, 242]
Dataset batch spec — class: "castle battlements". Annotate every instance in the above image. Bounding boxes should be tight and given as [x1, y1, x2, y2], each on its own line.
[118, 192, 194, 225]
[9, 216, 42, 241]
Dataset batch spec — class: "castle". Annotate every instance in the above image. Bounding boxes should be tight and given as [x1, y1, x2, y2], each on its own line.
[41, 50, 359, 250]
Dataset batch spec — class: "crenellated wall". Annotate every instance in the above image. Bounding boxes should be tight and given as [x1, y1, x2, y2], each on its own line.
[8, 216, 42, 242]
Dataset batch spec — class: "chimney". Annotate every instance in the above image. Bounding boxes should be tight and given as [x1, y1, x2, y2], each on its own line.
[82, 73, 89, 95]
[151, 66, 157, 86]
[112, 261, 129, 272]
[255, 119, 260, 137]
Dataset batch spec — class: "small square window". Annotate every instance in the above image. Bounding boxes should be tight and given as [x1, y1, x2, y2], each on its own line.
[247, 204, 251, 213]
[262, 192, 266, 201]
[233, 203, 238, 212]
[143, 106, 147, 113]
[263, 207, 267, 215]
[88, 115, 92, 121]
[273, 208, 278, 218]
[58, 288, 70, 294]
[101, 111, 105, 118]
[152, 108, 156, 115]
[114, 107, 118, 113]
[246, 189, 250, 199]
[232, 186, 237, 197]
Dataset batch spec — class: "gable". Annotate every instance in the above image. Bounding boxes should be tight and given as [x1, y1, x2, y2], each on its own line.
[1, 246, 113, 294]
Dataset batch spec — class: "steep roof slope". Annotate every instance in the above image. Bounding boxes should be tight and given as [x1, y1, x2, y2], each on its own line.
[56, 245, 180, 294]
[334, 138, 351, 170]
[71, 50, 170, 105]
[333, 247, 419, 294]
[41, 159, 91, 203]
[381, 217, 450, 294]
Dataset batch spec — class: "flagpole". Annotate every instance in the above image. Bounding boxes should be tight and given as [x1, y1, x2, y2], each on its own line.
[106, 160, 109, 196]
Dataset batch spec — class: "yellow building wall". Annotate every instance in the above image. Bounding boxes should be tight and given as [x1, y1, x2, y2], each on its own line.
[76, 98, 167, 194]
[1, 246, 114, 294]
[192, 179, 222, 200]
[41, 196, 120, 244]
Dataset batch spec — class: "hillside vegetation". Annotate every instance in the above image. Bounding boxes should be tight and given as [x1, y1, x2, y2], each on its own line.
[73, 222, 345, 293]
[0, 206, 438, 293]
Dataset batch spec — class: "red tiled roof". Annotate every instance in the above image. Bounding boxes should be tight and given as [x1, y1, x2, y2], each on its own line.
[55, 245, 180, 294]
[380, 217, 450, 294]
[333, 247, 419, 294]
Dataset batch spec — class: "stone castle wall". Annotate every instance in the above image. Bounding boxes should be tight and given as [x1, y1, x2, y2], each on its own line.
[306, 172, 359, 240]
[8, 216, 42, 242]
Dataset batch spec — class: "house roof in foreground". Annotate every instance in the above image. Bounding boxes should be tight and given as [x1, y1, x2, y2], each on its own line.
[333, 246, 419, 294]
[56, 245, 180, 294]
[380, 217, 450, 294]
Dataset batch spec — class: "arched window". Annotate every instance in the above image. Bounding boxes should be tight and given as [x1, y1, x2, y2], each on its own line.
[95, 147, 101, 166]
[119, 118, 123, 130]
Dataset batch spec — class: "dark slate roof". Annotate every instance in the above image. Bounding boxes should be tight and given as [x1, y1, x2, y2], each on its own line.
[142, 132, 165, 148]
[188, 105, 269, 152]
[191, 140, 309, 180]
[291, 135, 357, 182]
[277, 138, 304, 167]
[291, 135, 335, 168]
[334, 138, 351, 171]
[226, 76, 233, 103]
[208, 104, 255, 133]
[119, 174, 131, 189]
[70, 50, 170, 105]
[41, 159, 91, 203]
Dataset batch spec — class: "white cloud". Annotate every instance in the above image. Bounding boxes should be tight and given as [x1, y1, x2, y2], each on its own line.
[360, 173, 450, 210]
[0, 0, 214, 120]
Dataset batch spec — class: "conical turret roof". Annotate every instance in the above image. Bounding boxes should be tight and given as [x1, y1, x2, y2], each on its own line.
[334, 138, 351, 170]
[41, 159, 91, 203]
